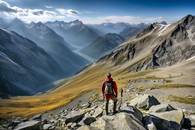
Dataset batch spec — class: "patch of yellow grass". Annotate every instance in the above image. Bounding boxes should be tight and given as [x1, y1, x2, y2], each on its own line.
[168, 95, 195, 104]
[136, 83, 195, 92]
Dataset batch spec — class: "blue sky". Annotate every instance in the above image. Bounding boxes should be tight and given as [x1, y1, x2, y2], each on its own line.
[1, 0, 195, 24]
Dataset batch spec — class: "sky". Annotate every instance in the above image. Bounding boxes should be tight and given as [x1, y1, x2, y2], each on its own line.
[0, 0, 195, 24]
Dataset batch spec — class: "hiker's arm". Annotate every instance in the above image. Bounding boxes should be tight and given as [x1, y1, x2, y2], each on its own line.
[113, 81, 118, 97]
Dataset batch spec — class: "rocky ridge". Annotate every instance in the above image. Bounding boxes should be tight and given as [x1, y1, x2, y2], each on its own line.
[99, 15, 195, 72]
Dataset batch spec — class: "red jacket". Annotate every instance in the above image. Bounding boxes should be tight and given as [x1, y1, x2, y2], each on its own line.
[102, 77, 118, 99]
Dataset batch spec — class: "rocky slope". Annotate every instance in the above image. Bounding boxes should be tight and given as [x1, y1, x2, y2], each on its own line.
[1, 90, 194, 130]
[80, 33, 124, 59]
[99, 15, 195, 72]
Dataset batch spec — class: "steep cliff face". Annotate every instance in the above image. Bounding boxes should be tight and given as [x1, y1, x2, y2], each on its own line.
[99, 15, 195, 72]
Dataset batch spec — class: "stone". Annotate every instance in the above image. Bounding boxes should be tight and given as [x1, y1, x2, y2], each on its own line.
[120, 105, 143, 121]
[147, 122, 157, 130]
[151, 109, 184, 124]
[65, 110, 85, 124]
[145, 109, 184, 130]
[189, 114, 195, 126]
[149, 104, 175, 113]
[91, 117, 113, 130]
[30, 114, 42, 121]
[77, 125, 99, 130]
[14, 120, 41, 130]
[43, 123, 53, 130]
[93, 107, 103, 118]
[83, 117, 96, 125]
[130, 94, 160, 110]
[91, 112, 146, 130]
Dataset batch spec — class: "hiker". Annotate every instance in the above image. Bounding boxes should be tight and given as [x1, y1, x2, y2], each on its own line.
[102, 73, 118, 115]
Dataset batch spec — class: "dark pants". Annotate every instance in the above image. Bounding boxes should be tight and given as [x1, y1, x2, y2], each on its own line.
[105, 95, 117, 115]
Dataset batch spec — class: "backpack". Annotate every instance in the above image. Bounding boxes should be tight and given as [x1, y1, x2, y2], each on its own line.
[104, 81, 114, 95]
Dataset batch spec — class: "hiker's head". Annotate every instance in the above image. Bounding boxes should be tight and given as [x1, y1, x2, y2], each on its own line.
[107, 73, 112, 78]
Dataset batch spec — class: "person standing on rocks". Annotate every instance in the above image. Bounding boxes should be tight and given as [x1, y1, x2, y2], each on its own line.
[102, 73, 118, 115]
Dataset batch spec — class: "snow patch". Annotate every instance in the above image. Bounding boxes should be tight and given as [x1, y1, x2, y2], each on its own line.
[158, 24, 170, 36]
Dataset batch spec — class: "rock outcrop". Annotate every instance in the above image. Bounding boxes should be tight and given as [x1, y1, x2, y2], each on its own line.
[129, 94, 160, 110]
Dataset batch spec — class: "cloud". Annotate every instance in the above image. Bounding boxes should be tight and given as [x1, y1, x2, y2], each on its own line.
[0, 0, 79, 23]
[67, 9, 79, 15]
[0, 0, 17, 13]
[56, 8, 79, 18]
[82, 16, 166, 24]
[0, 0, 169, 24]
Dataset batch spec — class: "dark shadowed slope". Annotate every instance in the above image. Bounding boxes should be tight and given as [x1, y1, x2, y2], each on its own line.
[0, 28, 66, 98]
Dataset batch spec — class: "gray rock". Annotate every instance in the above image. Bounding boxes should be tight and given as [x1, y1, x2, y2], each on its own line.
[93, 107, 103, 118]
[91, 117, 114, 130]
[77, 125, 99, 130]
[146, 122, 157, 130]
[120, 105, 143, 121]
[145, 109, 184, 130]
[14, 120, 41, 130]
[43, 123, 53, 130]
[30, 114, 42, 121]
[189, 114, 195, 127]
[65, 110, 85, 124]
[149, 104, 175, 113]
[91, 112, 146, 130]
[83, 117, 96, 125]
[130, 94, 160, 110]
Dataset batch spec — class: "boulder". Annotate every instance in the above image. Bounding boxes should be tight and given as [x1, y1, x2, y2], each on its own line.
[14, 120, 41, 130]
[30, 114, 42, 121]
[149, 104, 175, 113]
[145, 109, 184, 130]
[65, 110, 85, 124]
[189, 114, 195, 126]
[146, 121, 157, 130]
[120, 104, 143, 121]
[77, 125, 99, 130]
[93, 107, 103, 118]
[42, 123, 53, 130]
[130, 94, 160, 110]
[150, 109, 184, 124]
[91, 112, 146, 130]
[81, 117, 96, 125]
[91, 117, 114, 130]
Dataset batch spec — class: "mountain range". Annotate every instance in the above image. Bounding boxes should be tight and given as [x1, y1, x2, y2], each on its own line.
[0, 15, 195, 121]
[100, 15, 195, 71]
[46, 20, 99, 50]
[0, 18, 147, 98]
